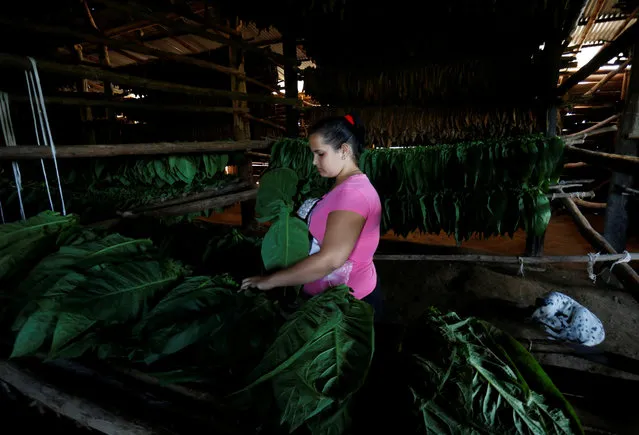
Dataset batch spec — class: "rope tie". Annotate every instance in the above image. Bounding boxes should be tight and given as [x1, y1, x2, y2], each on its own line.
[587, 252, 600, 283]
[609, 251, 632, 276]
[518, 257, 525, 277]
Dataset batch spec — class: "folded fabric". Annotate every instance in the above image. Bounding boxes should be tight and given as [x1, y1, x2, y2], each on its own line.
[531, 291, 605, 347]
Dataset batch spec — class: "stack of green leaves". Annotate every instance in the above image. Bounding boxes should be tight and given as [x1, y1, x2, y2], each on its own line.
[237, 285, 375, 435]
[268, 135, 564, 240]
[402, 309, 583, 435]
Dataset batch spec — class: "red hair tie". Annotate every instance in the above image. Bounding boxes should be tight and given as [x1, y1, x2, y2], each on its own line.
[344, 114, 354, 125]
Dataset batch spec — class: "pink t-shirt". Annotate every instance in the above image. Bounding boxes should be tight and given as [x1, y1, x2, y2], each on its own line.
[303, 174, 382, 299]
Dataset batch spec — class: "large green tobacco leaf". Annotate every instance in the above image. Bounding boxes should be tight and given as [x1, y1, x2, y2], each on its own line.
[56, 260, 182, 321]
[0, 211, 78, 283]
[406, 310, 578, 435]
[50, 312, 96, 354]
[135, 276, 237, 361]
[261, 211, 309, 271]
[255, 168, 299, 222]
[19, 233, 155, 303]
[243, 286, 374, 433]
[10, 310, 56, 358]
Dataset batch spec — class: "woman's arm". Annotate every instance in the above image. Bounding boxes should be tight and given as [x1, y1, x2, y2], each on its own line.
[241, 210, 365, 290]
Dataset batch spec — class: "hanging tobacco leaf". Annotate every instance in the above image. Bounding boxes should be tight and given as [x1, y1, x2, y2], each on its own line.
[261, 210, 309, 271]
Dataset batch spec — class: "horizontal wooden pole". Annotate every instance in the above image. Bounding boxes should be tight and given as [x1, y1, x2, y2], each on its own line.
[0, 17, 282, 95]
[548, 191, 595, 199]
[7, 93, 243, 114]
[131, 188, 257, 217]
[128, 180, 251, 212]
[0, 54, 300, 107]
[557, 22, 639, 95]
[374, 252, 638, 263]
[0, 360, 159, 435]
[560, 197, 639, 296]
[563, 114, 620, 138]
[564, 144, 639, 175]
[0, 140, 269, 160]
[241, 113, 286, 131]
[573, 198, 607, 209]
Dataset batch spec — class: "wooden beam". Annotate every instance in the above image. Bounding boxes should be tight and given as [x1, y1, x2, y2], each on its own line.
[241, 113, 286, 131]
[124, 180, 251, 213]
[373, 252, 639, 264]
[564, 144, 639, 174]
[584, 59, 630, 96]
[0, 54, 300, 107]
[560, 197, 639, 296]
[0, 360, 161, 435]
[604, 36, 639, 252]
[0, 140, 269, 160]
[557, 21, 639, 95]
[93, 0, 296, 67]
[0, 17, 282, 96]
[130, 188, 258, 218]
[6, 93, 242, 114]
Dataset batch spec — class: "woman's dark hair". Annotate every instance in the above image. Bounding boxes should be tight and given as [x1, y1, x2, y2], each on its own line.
[307, 113, 366, 159]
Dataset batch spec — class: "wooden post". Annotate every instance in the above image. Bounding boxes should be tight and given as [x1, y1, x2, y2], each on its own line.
[603, 39, 639, 252]
[283, 33, 299, 137]
[527, 32, 563, 257]
[229, 19, 256, 228]
[73, 44, 96, 145]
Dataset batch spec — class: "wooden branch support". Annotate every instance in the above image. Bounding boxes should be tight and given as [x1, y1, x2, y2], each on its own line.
[562, 126, 618, 145]
[241, 113, 286, 131]
[560, 197, 639, 296]
[125, 188, 257, 218]
[0, 140, 269, 160]
[584, 59, 630, 96]
[6, 93, 243, 114]
[573, 198, 607, 208]
[0, 360, 161, 435]
[564, 144, 639, 174]
[373, 252, 638, 263]
[563, 114, 620, 138]
[0, 54, 299, 107]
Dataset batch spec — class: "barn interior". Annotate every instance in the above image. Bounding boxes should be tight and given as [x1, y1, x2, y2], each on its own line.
[0, 0, 638, 434]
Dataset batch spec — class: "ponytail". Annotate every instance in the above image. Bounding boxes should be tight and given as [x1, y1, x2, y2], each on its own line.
[307, 113, 366, 159]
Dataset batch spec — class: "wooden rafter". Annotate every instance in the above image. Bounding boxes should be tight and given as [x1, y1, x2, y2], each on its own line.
[0, 17, 284, 96]
[0, 54, 299, 106]
[93, 0, 296, 67]
[0, 140, 270, 160]
[5, 93, 246, 114]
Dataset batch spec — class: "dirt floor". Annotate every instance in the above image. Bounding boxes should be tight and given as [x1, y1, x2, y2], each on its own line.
[202, 204, 639, 434]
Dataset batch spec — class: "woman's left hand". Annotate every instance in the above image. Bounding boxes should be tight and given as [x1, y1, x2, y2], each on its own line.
[241, 275, 275, 291]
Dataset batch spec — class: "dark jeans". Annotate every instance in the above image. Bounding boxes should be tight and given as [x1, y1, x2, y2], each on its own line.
[362, 279, 384, 323]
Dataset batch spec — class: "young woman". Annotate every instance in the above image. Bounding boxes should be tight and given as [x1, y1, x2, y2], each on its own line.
[241, 114, 383, 318]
